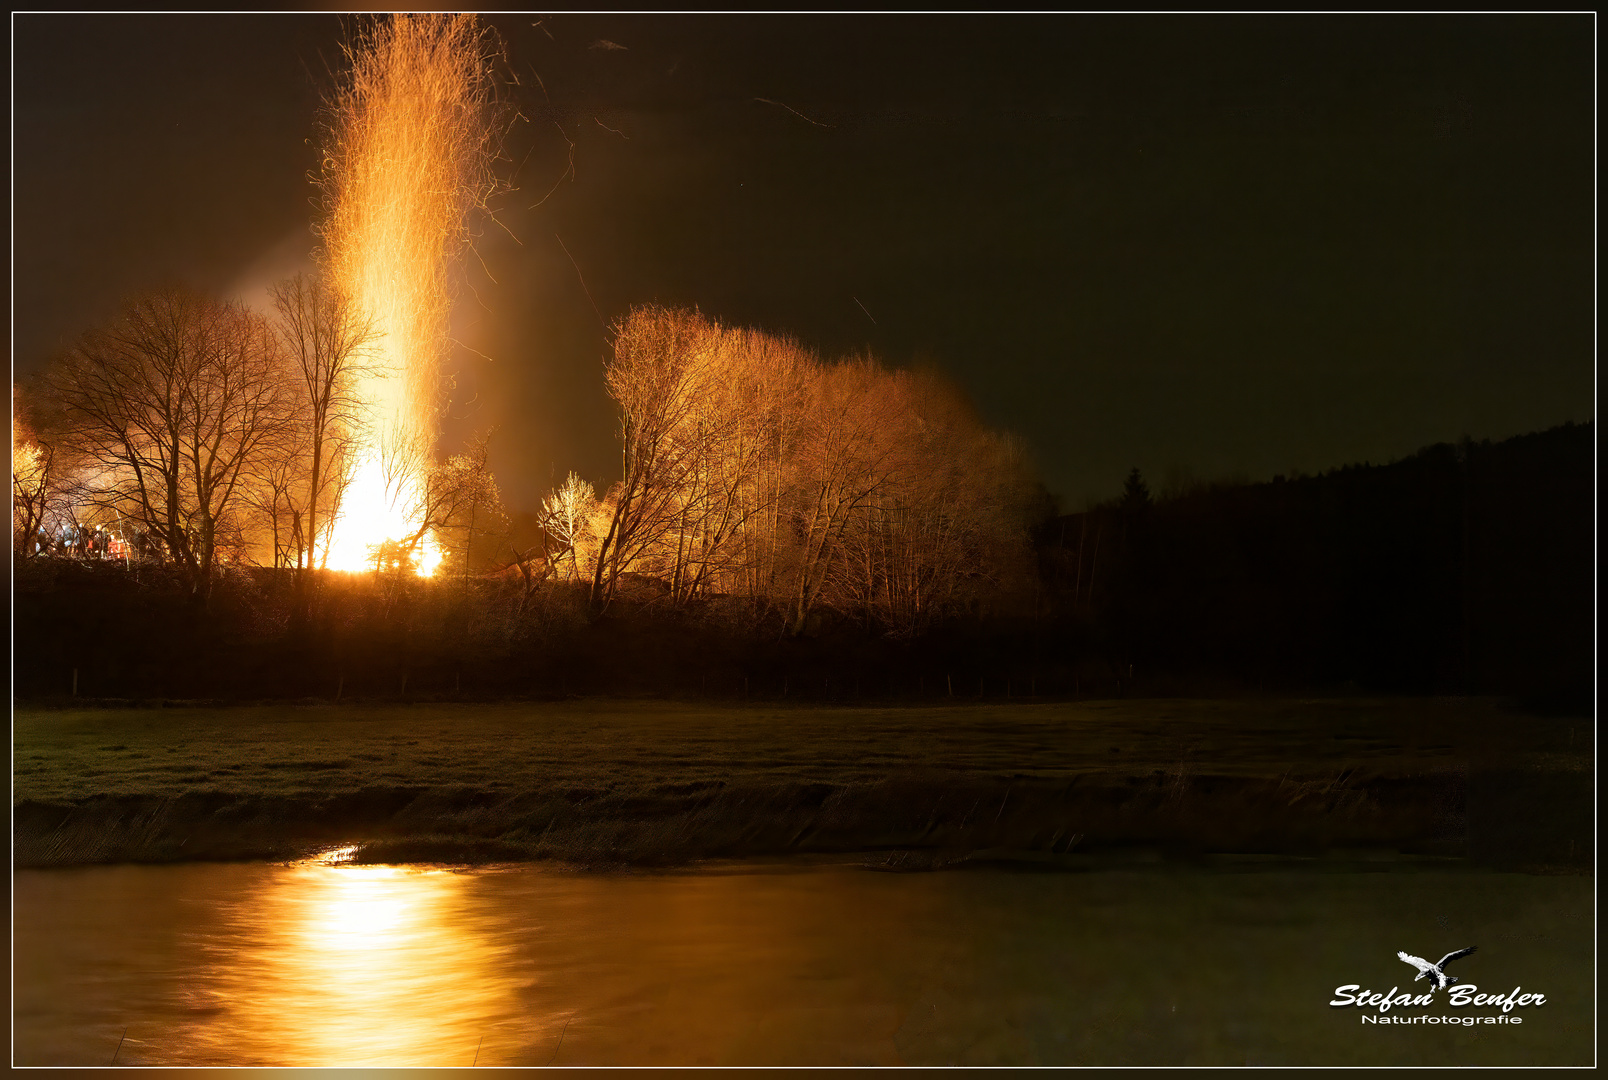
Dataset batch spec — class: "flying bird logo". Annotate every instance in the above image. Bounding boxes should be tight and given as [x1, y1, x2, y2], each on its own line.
[1333, 945, 1547, 1015]
[1396, 946, 1477, 990]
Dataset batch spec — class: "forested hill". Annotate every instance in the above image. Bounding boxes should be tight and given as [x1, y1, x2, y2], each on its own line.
[1039, 421, 1594, 707]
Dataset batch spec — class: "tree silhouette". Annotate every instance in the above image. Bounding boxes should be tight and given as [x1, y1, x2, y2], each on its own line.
[1121, 468, 1152, 514]
[43, 289, 292, 602]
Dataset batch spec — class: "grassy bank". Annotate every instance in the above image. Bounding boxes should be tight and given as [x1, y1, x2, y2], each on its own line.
[13, 697, 1591, 871]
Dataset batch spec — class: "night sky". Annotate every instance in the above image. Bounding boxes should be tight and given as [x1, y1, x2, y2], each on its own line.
[11, 14, 1595, 514]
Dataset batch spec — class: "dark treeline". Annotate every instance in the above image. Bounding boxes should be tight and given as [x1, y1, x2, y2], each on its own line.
[1041, 421, 1594, 708]
[12, 421, 1592, 708]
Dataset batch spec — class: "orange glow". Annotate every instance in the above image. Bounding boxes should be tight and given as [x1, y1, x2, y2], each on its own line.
[321, 457, 444, 576]
[316, 14, 502, 574]
[204, 859, 512, 1067]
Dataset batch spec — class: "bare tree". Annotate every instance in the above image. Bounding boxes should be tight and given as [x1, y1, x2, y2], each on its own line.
[377, 432, 506, 580]
[781, 359, 908, 634]
[42, 289, 293, 602]
[242, 419, 309, 570]
[542, 470, 596, 582]
[269, 273, 378, 586]
[830, 372, 1034, 635]
[581, 303, 1036, 633]
[590, 306, 725, 612]
[659, 327, 809, 609]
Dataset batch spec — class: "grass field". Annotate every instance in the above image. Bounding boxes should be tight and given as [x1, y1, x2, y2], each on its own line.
[13, 697, 1590, 870]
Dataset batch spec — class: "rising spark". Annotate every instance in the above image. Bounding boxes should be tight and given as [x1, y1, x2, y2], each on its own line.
[754, 97, 835, 129]
[316, 14, 506, 575]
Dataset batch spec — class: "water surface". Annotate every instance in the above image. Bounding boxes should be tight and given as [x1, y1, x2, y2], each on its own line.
[13, 857, 1591, 1066]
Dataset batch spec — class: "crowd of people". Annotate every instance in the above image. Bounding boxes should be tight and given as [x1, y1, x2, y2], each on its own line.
[27, 523, 134, 562]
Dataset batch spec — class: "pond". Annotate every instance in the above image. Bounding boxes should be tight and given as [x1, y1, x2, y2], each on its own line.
[13, 855, 1592, 1066]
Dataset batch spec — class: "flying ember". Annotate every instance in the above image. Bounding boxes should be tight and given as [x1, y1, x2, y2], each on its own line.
[316, 13, 504, 575]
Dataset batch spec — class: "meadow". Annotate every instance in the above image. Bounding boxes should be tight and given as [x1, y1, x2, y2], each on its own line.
[13, 697, 1589, 871]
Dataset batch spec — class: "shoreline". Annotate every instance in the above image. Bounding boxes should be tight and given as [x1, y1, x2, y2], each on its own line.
[15, 768, 1586, 874]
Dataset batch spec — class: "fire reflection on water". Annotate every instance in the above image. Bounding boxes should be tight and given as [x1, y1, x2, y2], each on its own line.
[182, 859, 530, 1068]
[13, 860, 1593, 1067]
